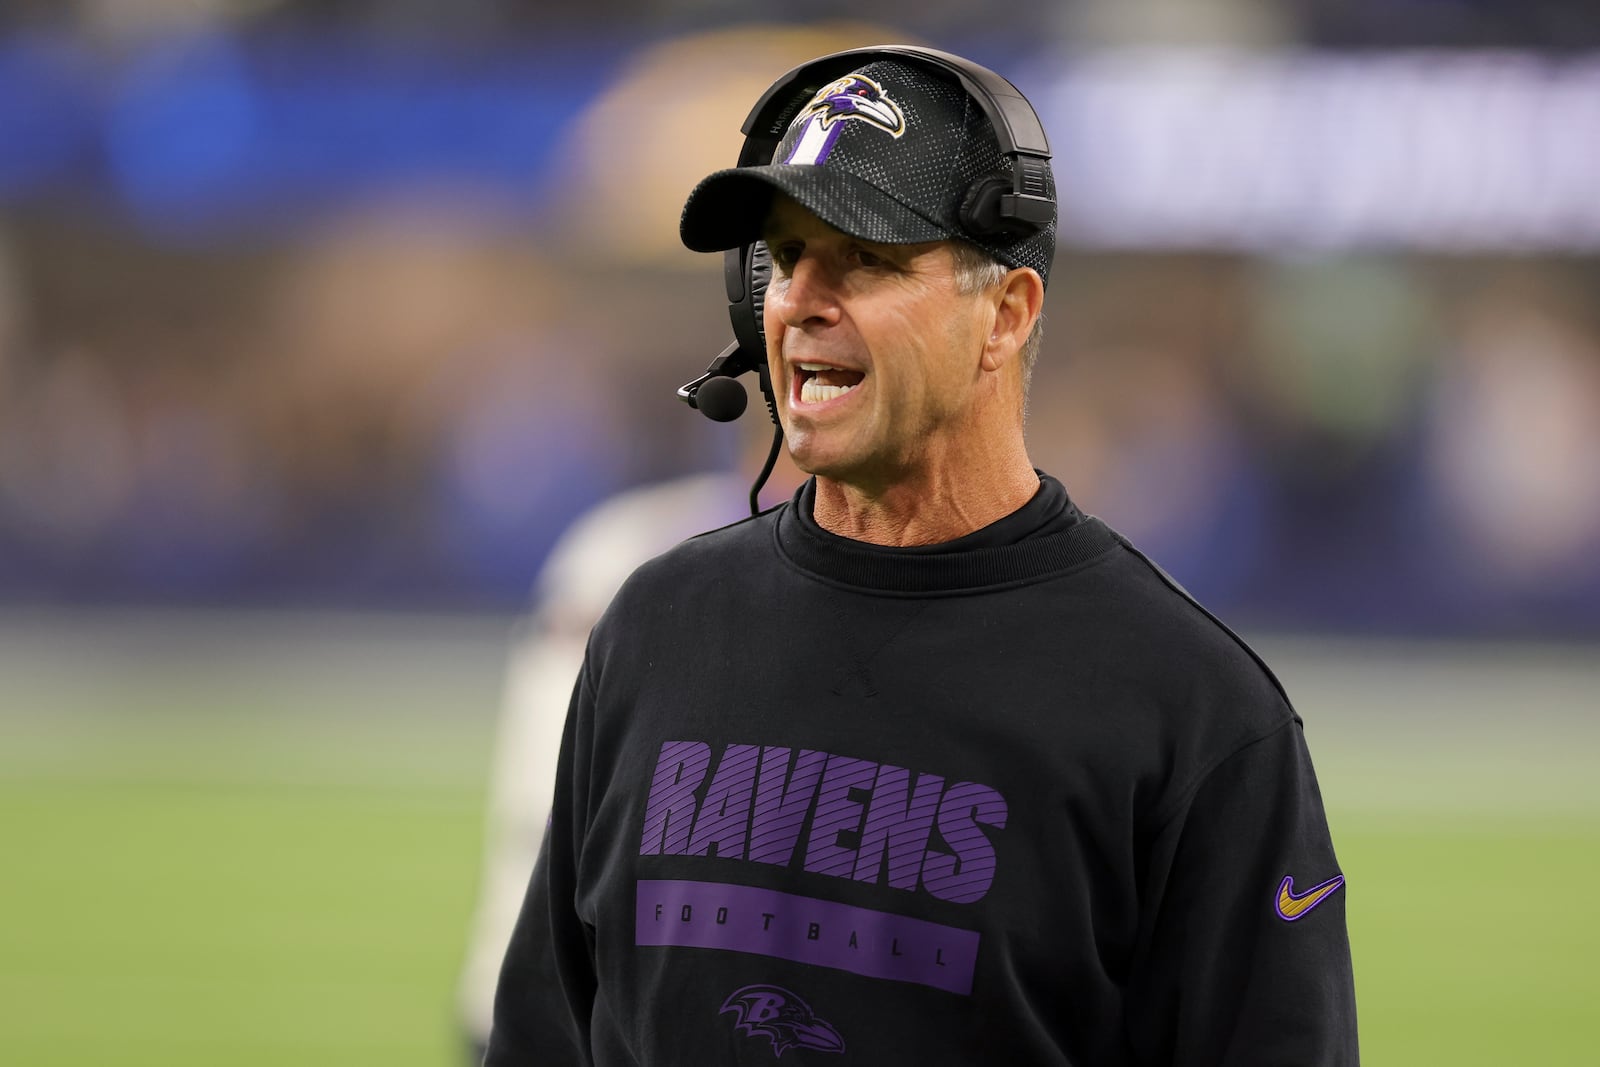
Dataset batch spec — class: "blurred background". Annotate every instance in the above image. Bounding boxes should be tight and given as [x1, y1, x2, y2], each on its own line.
[0, 1, 1596, 1064]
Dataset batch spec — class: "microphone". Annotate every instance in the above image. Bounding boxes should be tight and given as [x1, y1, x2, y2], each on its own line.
[675, 342, 784, 516]
[678, 341, 757, 421]
[693, 376, 749, 422]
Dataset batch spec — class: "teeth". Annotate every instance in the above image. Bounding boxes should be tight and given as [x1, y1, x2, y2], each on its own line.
[797, 362, 835, 372]
[801, 379, 856, 405]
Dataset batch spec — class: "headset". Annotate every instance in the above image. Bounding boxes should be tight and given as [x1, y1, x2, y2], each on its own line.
[677, 45, 1054, 514]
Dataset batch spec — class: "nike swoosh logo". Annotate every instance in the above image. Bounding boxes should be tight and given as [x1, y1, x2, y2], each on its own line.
[1275, 874, 1345, 921]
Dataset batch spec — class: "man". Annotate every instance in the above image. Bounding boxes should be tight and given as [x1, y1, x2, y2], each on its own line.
[487, 51, 1357, 1065]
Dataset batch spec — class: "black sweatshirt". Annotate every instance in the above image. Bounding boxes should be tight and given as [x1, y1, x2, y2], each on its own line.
[486, 475, 1358, 1066]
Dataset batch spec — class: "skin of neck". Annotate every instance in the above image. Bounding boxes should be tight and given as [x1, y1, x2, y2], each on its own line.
[811, 439, 1040, 546]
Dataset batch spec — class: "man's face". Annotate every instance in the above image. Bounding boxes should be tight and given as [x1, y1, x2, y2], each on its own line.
[761, 196, 994, 486]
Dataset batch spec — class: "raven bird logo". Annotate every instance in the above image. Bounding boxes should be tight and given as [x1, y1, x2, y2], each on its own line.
[720, 984, 846, 1057]
[800, 75, 905, 137]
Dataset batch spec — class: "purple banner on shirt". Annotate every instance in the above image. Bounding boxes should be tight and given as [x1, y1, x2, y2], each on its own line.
[635, 879, 980, 995]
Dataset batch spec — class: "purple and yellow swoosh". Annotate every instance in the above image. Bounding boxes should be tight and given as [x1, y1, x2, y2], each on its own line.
[1275, 874, 1345, 921]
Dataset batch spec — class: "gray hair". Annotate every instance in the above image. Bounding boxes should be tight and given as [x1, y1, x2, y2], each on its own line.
[949, 241, 1044, 395]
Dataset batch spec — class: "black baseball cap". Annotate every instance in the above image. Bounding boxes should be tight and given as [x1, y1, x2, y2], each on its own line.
[679, 58, 1056, 285]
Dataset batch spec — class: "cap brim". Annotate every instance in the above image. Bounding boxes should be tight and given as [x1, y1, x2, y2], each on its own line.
[679, 165, 951, 252]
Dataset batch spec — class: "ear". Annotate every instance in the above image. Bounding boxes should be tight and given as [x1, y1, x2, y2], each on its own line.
[980, 267, 1044, 374]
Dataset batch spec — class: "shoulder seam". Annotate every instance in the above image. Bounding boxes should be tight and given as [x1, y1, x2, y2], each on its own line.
[1109, 530, 1296, 710]
[1145, 717, 1300, 838]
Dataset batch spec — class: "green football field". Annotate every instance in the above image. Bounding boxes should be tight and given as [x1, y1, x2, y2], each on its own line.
[1, 611, 1595, 1065]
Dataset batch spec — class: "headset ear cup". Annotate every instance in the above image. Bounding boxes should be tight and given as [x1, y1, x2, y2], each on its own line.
[745, 242, 780, 427]
[726, 241, 768, 367]
[720, 242, 780, 426]
[747, 241, 772, 352]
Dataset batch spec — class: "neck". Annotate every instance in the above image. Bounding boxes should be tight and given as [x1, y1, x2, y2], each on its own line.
[810, 442, 1039, 546]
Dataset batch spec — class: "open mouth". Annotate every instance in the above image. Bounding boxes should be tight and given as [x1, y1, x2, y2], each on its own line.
[796, 362, 865, 405]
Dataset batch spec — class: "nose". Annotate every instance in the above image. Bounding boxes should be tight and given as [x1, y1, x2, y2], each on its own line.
[770, 253, 841, 331]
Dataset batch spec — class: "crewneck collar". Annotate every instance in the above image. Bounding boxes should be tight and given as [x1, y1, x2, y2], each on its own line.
[773, 473, 1119, 594]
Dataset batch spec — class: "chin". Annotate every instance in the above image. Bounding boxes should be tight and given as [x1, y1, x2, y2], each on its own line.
[788, 449, 874, 486]
[785, 447, 835, 479]
[782, 423, 882, 484]
[786, 447, 845, 481]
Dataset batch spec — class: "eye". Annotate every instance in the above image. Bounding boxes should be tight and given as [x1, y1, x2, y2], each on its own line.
[851, 247, 886, 269]
[767, 242, 801, 273]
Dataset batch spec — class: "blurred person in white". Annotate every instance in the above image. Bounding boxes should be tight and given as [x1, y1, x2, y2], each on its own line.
[458, 437, 801, 1062]
[485, 46, 1355, 1065]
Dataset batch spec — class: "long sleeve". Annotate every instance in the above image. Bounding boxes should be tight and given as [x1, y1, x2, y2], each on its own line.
[483, 664, 598, 1066]
[1127, 719, 1359, 1065]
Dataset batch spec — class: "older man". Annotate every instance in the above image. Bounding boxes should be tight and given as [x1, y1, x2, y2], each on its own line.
[486, 49, 1356, 1066]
